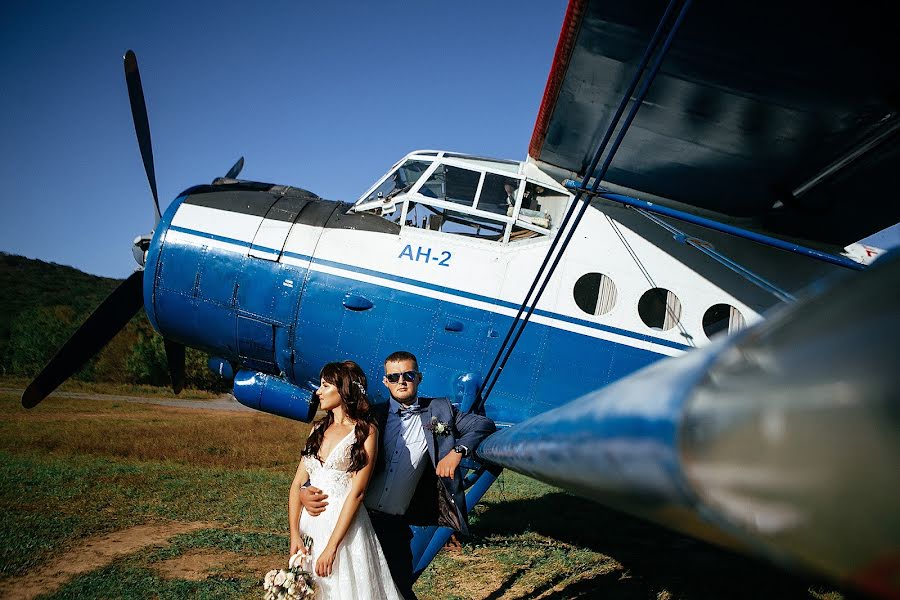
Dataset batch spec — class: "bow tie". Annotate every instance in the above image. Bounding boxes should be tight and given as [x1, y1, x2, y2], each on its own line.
[397, 404, 423, 419]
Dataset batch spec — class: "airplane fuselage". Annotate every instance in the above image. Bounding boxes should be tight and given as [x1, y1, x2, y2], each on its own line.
[142, 151, 839, 425]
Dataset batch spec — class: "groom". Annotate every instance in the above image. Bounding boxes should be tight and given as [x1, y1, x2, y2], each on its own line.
[299, 350, 495, 599]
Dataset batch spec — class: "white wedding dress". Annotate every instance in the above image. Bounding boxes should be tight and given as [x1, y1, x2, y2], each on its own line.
[299, 431, 403, 600]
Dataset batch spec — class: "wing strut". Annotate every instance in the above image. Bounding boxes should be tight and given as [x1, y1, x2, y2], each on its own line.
[476, 0, 694, 410]
[567, 182, 866, 273]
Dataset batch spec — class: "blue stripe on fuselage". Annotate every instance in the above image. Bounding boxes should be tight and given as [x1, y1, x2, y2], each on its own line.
[167, 224, 690, 352]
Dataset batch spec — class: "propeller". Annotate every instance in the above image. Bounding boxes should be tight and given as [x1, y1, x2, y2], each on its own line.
[164, 339, 186, 395]
[225, 156, 244, 179]
[124, 50, 161, 226]
[22, 271, 145, 408]
[21, 50, 187, 408]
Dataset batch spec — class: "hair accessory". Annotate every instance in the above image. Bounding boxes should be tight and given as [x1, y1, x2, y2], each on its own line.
[353, 381, 367, 396]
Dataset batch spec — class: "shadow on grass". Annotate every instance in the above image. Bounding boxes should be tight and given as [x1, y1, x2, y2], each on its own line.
[480, 568, 531, 600]
[474, 492, 855, 600]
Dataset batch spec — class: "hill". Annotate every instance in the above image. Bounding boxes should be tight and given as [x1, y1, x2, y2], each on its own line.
[0, 253, 121, 368]
[0, 252, 224, 391]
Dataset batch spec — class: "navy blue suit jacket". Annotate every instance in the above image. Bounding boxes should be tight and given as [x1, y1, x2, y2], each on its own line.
[372, 396, 495, 534]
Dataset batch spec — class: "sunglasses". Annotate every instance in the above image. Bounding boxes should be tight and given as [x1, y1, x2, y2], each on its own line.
[385, 370, 420, 384]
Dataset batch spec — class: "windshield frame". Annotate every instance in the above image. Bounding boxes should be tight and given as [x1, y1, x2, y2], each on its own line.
[352, 151, 568, 243]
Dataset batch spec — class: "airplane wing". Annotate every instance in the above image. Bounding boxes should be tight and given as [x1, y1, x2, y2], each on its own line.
[479, 249, 900, 598]
[529, 0, 900, 248]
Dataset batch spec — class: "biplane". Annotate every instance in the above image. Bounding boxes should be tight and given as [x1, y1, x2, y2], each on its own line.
[23, 0, 899, 597]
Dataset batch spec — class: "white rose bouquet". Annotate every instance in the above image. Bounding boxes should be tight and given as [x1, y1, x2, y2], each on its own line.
[263, 535, 316, 600]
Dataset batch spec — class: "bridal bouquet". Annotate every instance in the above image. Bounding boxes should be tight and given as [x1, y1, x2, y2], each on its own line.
[263, 536, 316, 600]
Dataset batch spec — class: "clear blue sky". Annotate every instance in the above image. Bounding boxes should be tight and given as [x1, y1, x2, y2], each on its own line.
[1, 1, 567, 278]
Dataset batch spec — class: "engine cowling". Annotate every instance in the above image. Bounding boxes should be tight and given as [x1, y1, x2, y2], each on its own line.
[142, 183, 333, 376]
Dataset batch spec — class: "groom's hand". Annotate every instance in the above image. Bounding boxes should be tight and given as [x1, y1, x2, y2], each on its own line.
[436, 451, 462, 478]
[299, 486, 329, 515]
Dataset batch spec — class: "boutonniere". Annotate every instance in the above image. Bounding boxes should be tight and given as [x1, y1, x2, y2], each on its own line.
[425, 416, 452, 436]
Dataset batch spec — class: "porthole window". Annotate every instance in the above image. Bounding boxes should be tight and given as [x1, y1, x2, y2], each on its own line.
[638, 287, 682, 331]
[703, 303, 745, 339]
[574, 273, 618, 316]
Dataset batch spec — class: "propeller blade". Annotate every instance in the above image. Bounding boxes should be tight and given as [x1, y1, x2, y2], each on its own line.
[225, 156, 245, 179]
[164, 339, 186, 395]
[22, 270, 145, 409]
[124, 50, 161, 225]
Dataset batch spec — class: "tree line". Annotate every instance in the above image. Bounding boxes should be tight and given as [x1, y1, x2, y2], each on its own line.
[0, 253, 225, 391]
[3, 306, 227, 391]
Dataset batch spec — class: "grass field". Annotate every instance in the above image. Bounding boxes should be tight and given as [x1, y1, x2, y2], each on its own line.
[0, 388, 846, 599]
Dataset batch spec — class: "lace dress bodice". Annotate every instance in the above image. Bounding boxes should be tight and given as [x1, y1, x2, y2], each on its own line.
[303, 430, 355, 499]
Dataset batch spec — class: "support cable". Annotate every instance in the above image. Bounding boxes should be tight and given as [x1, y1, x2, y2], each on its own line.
[632, 208, 797, 303]
[479, 0, 683, 400]
[605, 213, 696, 344]
[477, 0, 693, 410]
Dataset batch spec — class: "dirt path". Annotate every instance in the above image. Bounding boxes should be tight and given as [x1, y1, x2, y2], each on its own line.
[0, 521, 209, 600]
[155, 548, 283, 582]
[0, 388, 252, 412]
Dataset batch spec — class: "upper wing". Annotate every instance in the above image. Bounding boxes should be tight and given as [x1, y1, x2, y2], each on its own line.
[529, 0, 900, 247]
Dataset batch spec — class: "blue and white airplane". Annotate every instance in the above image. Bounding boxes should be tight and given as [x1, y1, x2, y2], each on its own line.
[22, 0, 899, 597]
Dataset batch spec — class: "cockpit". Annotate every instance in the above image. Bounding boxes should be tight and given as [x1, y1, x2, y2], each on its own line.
[351, 151, 572, 243]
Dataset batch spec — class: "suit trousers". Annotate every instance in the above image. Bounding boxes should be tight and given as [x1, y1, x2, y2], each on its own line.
[369, 510, 416, 600]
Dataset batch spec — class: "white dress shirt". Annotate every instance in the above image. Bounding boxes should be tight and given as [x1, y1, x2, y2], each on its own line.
[364, 398, 429, 515]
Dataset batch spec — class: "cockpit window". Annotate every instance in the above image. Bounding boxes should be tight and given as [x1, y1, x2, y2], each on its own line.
[419, 164, 481, 206]
[477, 173, 516, 216]
[509, 182, 566, 230]
[401, 170, 517, 241]
[353, 153, 572, 244]
[363, 160, 431, 203]
[406, 202, 507, 240]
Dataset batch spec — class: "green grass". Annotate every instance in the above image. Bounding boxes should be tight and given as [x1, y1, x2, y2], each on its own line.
[146, 529, 289, 561]
[0, 394, 848, 599]
[0, 451, 286, 578]
[45, 530, 291, 599]
[49, 564, 252, 600]
[2, 450, 844, 599]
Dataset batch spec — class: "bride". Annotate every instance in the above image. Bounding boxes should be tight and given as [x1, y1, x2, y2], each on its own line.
[288, 361, 403, 599]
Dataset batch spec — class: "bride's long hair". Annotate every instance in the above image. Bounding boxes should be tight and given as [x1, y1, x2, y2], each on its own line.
[302, 360, 375, 473]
